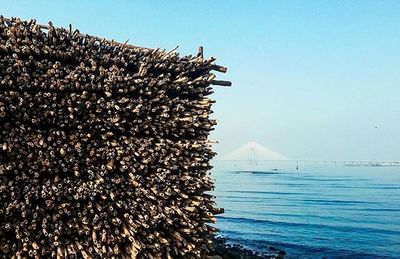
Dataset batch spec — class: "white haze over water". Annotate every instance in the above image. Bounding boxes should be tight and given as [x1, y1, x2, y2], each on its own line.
[221, 142, 289, 161]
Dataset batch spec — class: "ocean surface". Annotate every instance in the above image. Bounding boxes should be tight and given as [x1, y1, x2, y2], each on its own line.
[211, 161, 400, 259]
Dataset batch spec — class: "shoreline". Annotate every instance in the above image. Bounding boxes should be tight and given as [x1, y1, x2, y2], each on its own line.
[209, 236, 393, 259]
[210, 237, 286, 259]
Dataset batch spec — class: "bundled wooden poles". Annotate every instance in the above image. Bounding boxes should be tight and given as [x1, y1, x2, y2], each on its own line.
[0, 17, 227, 258]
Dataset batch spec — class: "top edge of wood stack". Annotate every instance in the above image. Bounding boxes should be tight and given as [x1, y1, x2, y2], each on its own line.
[0, 16, 231, 86]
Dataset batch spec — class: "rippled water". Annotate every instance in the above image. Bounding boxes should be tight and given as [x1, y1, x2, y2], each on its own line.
[212, 161, 400, 258]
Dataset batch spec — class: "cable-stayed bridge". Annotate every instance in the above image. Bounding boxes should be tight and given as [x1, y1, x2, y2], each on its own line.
[217, 159, 400, 167]
[220, 142, 400, 167]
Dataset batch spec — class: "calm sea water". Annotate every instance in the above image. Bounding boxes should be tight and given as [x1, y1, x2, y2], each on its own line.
[212, 161, 400, 259]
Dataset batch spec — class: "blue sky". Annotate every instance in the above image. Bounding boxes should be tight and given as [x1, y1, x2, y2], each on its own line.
[1, 1, 399, 160]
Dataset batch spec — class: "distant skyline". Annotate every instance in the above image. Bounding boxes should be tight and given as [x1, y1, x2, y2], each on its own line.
[1, 1, 399, 160]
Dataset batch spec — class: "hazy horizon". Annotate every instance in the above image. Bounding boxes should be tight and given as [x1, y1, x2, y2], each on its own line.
[2, 0, 399, 160]
[215, 141, 400, 161]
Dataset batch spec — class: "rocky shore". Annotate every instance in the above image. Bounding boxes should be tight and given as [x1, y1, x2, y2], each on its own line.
[209, 237, 286, 259]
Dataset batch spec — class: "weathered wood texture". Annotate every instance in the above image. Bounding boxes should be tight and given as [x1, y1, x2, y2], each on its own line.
[0, 17, 227, 258]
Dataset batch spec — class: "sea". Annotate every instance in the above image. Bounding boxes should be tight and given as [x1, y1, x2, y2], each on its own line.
[211, 161, 400, 259]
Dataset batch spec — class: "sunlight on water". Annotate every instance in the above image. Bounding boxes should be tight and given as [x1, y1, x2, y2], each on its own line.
[211, 161, 400, 258]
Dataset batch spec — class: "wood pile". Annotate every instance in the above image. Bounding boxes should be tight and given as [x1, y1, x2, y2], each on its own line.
[0, 16, 229, 258]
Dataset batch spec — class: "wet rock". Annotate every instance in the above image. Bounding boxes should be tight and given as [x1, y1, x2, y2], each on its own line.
[210, 237, 286, 259]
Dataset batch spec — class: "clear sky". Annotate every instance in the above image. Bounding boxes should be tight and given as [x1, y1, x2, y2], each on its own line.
[1, 1, 399, 160]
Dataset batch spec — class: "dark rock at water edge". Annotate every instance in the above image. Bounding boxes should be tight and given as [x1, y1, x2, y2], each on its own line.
[210, 237, 286, 259]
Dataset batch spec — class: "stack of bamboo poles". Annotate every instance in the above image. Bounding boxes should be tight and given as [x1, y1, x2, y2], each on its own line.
[0, 17, 228, 258]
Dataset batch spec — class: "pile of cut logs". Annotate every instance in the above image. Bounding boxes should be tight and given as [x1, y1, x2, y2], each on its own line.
[0, 16, 228, 258]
